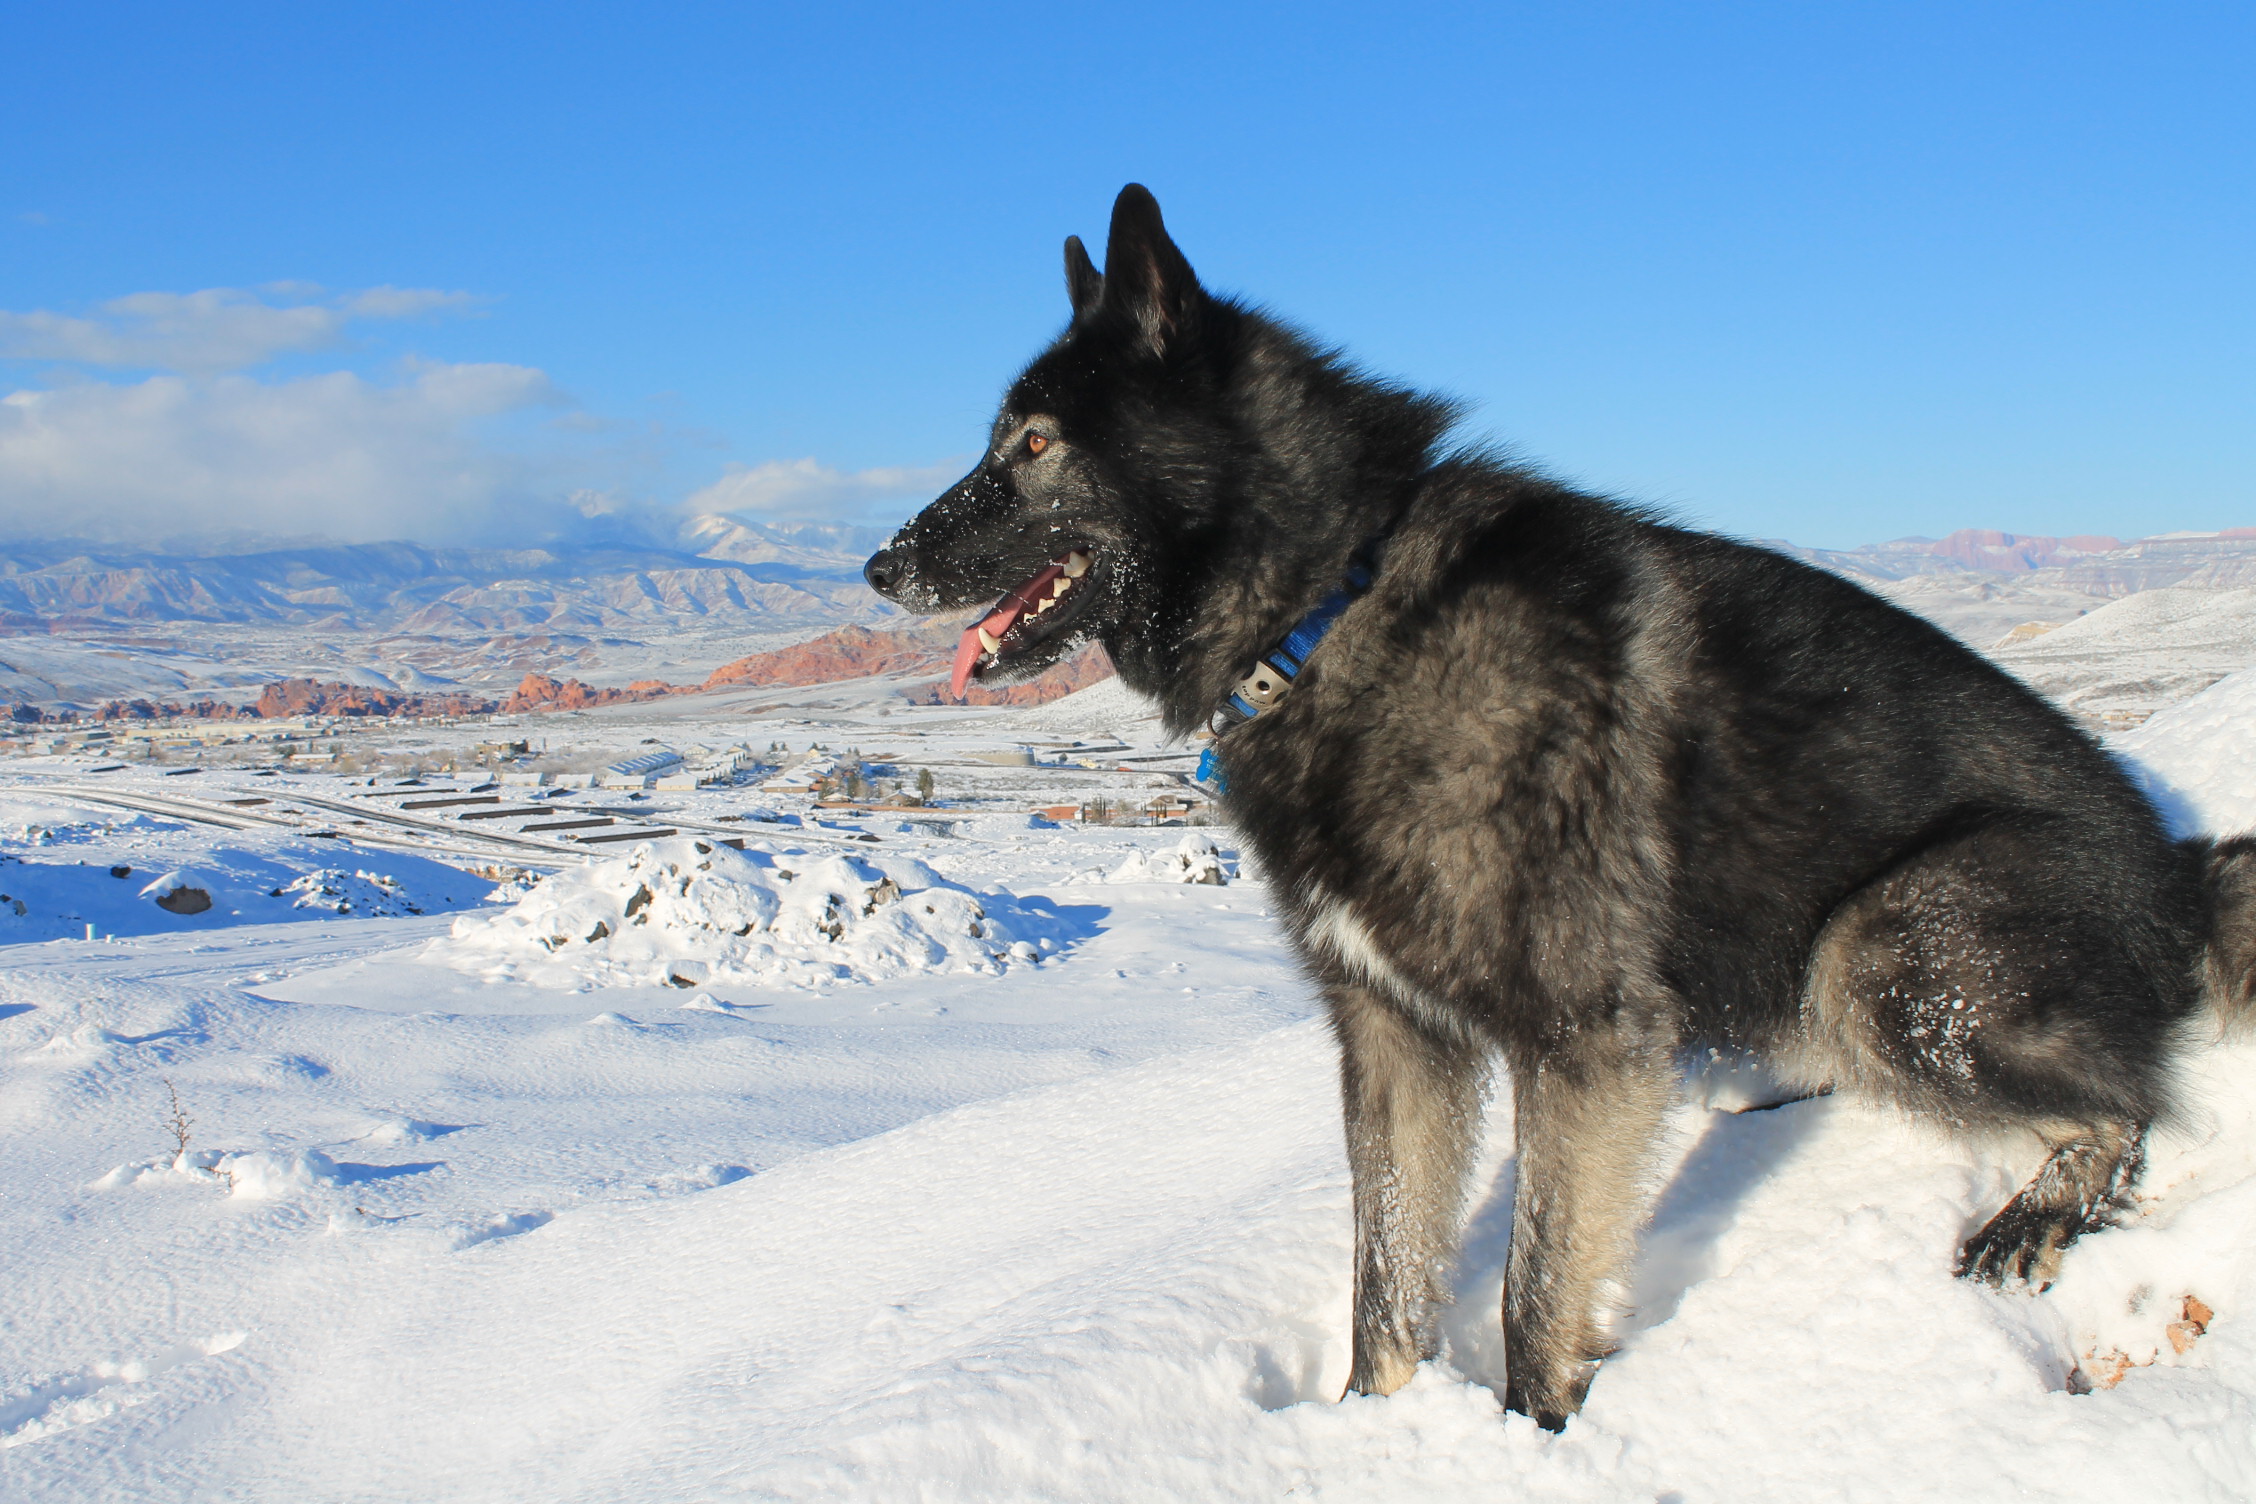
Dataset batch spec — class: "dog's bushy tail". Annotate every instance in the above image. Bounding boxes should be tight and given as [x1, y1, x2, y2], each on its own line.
[2196, 835, 2256, 1032]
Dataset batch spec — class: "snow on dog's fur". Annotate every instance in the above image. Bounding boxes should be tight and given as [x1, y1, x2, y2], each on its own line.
[865, 185, 2256, 1429]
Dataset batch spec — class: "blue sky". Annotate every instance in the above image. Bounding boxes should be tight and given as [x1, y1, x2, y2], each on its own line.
[2, 1, 2250, 550]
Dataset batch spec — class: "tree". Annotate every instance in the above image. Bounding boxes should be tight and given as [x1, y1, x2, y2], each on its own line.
[916, 767, 936, 801]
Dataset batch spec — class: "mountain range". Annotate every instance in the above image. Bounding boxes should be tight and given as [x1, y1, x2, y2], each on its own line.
[0, 518, 902, 706]
[0, 517, 897, 634]
[1771, 527, 2256, 646]
[5, 521, 2256, 716]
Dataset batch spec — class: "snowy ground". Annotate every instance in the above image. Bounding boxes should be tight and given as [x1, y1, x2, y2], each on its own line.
[1993, 587, 2256, 722]
[6, 672, 2256, 1500]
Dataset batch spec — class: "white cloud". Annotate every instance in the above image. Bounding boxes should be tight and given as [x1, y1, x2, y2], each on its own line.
[0, 282, 957, 548]
[683, 456, 962, 520]
[0, 285, 475, 374]
[0, 364, 574, 546]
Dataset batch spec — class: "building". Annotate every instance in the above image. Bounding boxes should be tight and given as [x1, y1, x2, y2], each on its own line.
[601, 751, 685, 788]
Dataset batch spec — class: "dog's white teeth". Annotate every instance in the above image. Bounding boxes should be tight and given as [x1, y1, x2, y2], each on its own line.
[977, 627, 1002, 654]
[1063, 551, 1091, 578]
[1051, 578, 1072, 598]
[1033, 596, 1055, 614]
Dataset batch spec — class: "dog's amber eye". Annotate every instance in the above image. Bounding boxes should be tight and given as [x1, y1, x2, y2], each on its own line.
[1025, 433, 1048, 456]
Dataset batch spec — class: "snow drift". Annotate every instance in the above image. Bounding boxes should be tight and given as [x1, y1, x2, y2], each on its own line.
[2113, 663, 2256, 838]
[429, 837, 1062, 989]
[1079, 831, 1232, 885]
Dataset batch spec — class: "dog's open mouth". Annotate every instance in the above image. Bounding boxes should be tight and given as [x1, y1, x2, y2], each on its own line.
[951, 549, 1099, 696]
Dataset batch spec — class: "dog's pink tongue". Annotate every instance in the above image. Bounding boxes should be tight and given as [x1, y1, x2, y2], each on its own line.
[950, 601, 1026, 698]
[949, 562, 1068, 698]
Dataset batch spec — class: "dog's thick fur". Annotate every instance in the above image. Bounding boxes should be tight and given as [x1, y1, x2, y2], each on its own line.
[865, 185, 2256, 1428]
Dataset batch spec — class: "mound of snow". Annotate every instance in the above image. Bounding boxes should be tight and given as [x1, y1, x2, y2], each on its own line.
[93, 1148, 343, 1199]
[276, 868, 431, 917]
[215, 1148, 344, 1200]
[430, 837, 1061, 989]
[2112, 664, 2256, 837]
[1078, 832, 1231, 885]
[991, 675, 1157, 734]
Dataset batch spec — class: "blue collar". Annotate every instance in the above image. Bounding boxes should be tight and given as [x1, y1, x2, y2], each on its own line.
[1195, 541, 1384, 792]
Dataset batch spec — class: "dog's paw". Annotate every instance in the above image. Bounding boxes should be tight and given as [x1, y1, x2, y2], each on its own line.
[1502, 1358, 1598, 1433]
[1955, 1196, 2108, 1290]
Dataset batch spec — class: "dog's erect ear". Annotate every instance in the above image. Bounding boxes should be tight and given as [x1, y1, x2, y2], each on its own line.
[1099, 183, 1200, 357]
[1064, 235, 1103, 319]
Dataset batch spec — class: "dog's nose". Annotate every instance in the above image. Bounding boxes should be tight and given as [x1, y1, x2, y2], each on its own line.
[863, 548, 905, 599]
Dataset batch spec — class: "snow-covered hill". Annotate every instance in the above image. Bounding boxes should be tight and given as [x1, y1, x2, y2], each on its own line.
[1995, 588, 2256, 721]
[1773, 526, 2256, 650]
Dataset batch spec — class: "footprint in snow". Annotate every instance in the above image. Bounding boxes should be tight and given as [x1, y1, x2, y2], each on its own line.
[0, 1332, 245, 1452]
[447, 1209, 555, 1251]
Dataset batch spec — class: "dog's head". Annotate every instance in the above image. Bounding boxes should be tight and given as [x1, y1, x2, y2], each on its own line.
[866, 185, 1456, 722]
[863, 184, 1240, 699]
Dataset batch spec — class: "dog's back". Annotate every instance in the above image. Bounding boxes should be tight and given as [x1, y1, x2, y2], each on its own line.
[1233, 475, 2206, 1072]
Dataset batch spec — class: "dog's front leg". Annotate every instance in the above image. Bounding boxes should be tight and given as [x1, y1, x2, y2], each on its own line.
[1502, 1037, 1674, 1429]
[1330, 983, 1484, 1398]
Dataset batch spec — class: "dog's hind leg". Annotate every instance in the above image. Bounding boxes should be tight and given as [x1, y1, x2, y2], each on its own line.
[1330, 984, 1485, 1398]
[1957, 1122, 2145, 1289]
[1801, 820, 2188, 1291]
[1502, 1033, 1675, 1430]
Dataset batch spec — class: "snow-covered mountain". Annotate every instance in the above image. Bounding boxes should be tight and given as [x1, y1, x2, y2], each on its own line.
[0, 519, 905, 707]
[0, 519, 896, 634]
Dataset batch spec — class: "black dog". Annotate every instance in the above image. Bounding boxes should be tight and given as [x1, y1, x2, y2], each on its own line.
[865, 185, 2256, 1428]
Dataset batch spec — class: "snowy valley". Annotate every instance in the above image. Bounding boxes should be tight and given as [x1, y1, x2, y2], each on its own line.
[4, 541, 2256, 1501]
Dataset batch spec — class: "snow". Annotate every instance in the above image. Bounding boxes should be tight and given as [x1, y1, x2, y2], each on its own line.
[428, 837, 1065, 990]
[1994, 586, 2256, 719]
[0, 794, 493, 943]
[989, 673, 1159, 734]
[2111, 665, 2256, 838]
[6, 654, 2256, 1500]
[1077, 828, 1232, 884]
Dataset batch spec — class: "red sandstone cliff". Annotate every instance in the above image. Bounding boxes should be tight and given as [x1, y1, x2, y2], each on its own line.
[253, 679, 500, 718]
[701, 618, 1114, 707]
[899, 644, 1115, 706]
[500, 675, 679, 713]
[698, 620, 962, 690]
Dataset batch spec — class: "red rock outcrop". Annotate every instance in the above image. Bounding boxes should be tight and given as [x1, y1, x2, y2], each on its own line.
[699, 620, 962, 691]
[900, 644, 1116, 707]
[253, 679, 500, 718]
[499, 675, 681, 713]
[700, 618, 1115, 707]
[95, 698, 253, 721]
